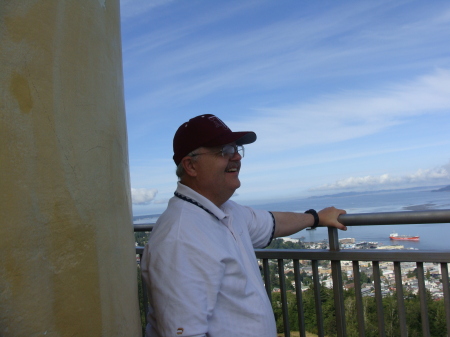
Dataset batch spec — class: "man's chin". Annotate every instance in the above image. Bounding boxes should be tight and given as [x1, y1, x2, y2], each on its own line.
[227, 181, 240, 194]
[234, 179, 241, 190]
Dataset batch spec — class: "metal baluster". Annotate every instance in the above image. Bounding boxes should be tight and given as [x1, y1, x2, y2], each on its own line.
[440, 262, 450, 336]
[278, 259, 290, 337]
[394, 262, 407, 337]
[416, 262, 431, 337]
[312, 260, 324, 337]
[328, 227, 346, 337]
[139, 253, 149, 325]
[372, 261, 386, 337]
[352, 261, 366, 337]
[294, 259, 306, 337]
[263, 258, 272, 302]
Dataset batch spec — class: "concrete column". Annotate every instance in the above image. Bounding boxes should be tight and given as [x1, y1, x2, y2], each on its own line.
[0, 1, 141, 336]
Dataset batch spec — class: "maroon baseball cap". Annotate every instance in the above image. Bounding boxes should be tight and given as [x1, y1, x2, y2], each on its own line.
[173, 114, 257, 165]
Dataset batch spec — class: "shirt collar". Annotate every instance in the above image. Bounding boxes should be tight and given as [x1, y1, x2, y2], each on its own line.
[176, 182, 227, 220]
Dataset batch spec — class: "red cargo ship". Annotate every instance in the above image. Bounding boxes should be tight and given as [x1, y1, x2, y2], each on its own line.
[389, 232, 420, 241]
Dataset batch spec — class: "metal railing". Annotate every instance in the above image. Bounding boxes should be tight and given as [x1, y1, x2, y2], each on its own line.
[135, 209, 450, 337]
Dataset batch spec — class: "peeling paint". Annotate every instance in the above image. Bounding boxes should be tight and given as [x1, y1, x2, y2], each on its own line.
[10, 72, 33, 113]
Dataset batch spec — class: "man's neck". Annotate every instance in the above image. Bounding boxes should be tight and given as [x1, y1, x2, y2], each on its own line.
[179, 179, 229, 208]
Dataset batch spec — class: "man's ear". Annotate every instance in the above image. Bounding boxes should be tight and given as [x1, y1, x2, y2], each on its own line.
[181, 156, 198, 177]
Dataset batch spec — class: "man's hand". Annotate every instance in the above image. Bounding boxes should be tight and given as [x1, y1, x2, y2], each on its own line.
[318, 207, 347, 231]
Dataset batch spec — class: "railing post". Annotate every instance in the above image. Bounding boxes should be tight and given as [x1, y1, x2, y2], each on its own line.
[139, 254, 150, 326]
[416, 262, 431, 337]
[440, 262, 450, 336]
[328, 227, 347, 337]
[372, 261, 386, 337]
[293, 260, 307, 337]
[312, 260, 325, 337]
[263, 258, 272, 302]
[352, 261, 366, 337]
[393, 262, 408, 337]
[278, 259, 291, 337]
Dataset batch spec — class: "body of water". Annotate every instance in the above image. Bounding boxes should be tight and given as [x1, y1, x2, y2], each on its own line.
[252, 186, 450, 251]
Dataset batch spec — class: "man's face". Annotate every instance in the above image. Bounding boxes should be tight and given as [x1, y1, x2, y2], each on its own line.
[191, 144, 242, 206]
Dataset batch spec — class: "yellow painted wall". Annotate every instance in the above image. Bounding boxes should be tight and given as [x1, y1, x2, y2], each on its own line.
[0, 1, 142, 335]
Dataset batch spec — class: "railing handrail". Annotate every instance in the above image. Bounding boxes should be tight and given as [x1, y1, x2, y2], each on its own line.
[133, 209, 450, 231]
[255, 248, 450, 262]
[337, 209, 450, 226]
[134, 224, 155, 231]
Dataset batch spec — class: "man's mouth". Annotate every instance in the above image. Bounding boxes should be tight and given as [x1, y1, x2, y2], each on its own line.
[225, 164, 240, 173]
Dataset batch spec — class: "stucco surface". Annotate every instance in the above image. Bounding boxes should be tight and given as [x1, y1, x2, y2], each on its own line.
[0, 1, 141, 336]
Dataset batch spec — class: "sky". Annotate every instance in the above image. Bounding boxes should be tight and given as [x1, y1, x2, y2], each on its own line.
[119, 0, 450, 215]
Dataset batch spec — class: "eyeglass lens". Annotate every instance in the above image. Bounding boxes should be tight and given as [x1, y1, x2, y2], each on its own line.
[222, 144, 244, 157]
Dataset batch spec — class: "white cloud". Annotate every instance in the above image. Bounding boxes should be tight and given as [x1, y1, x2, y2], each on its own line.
[311, 161, 450, 192]
[131, 188, 158, 205]
[242, 69, 450, 154]
[123, 1, 450, 111]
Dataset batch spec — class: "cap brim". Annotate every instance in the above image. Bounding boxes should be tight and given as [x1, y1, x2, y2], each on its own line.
[203, 131, 256, 148]
[235, 132, 257, 145]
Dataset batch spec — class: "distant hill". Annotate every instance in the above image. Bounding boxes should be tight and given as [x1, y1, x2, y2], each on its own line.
[431, 185, 450, 192]
[308, 191, 362, 199]
[309, 185, 449, 199]
[308, 188, 417, 199]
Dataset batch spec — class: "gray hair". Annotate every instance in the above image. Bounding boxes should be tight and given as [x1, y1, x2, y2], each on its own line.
[175, 149, 199, 179]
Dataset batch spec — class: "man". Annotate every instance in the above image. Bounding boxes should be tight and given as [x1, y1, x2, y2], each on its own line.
[141, 114, 347, 337]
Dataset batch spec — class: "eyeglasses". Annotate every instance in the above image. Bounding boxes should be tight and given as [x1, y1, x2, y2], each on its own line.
[191, 144, 244, 158]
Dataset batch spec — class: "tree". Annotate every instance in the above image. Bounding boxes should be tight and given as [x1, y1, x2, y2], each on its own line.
[135, 232, 150, 246]
[266, 238, 305, 250]
[407, 268, 418, 278]
[269, 284, 448, 336]
[359, 271, 371, 284]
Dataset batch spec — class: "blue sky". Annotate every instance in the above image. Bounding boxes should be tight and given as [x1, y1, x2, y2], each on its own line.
[120, 0, 450, 215]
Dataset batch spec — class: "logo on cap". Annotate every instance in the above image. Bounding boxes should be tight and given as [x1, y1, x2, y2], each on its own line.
[208, 116, 229, 130]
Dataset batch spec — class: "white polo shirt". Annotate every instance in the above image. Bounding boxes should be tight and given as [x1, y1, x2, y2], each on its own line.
[141, 182, 277, 337]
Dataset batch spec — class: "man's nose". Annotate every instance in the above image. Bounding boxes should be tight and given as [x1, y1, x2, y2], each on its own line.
[230, 151, 241, 160]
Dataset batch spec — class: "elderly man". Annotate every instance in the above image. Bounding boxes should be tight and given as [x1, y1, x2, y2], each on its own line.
[141, 114, 347, 337]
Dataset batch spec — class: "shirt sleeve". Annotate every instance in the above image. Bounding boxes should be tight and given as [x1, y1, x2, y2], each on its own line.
[264, 211, 276, 247]
[234, 204, 274, 249]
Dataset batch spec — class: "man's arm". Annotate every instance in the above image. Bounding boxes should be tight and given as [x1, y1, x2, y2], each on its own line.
[271, 207, 347, 238]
